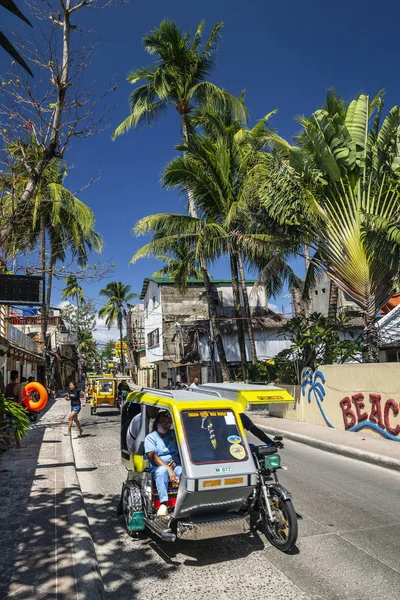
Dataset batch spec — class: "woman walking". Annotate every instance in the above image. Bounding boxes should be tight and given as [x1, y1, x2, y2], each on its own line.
[64, 381, 85, 437]
[4, 370, 23, 448]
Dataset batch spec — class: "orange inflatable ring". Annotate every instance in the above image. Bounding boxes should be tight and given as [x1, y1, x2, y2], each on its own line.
[23, 382, 48, 411]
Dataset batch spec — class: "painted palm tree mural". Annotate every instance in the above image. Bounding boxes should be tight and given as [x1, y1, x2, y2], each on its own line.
[301, 368, 335, 428]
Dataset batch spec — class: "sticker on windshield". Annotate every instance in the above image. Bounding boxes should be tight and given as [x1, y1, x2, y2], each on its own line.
[230, 444, 246, 460]
[227, 435, 241, 444]
[224, 413, 236, 425]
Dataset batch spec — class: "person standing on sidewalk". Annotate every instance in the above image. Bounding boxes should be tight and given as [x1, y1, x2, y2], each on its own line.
[4, 370, 23, 448]
[64, 381, 85, 437]
[189, 377, 199, 389]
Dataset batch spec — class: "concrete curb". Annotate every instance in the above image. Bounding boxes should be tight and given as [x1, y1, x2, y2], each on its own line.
[62, 434, 106, 600]
[258, 424, 400, 472]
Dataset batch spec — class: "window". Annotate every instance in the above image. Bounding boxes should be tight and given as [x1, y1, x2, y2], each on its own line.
[386, 349, 399, 363]
[181, 409, 248, 464]
[152, 294, 157, 309]
[145, 302, 148, 317]
[321, 288, 326, 294]
[147, 328, 160, 348]
[212, 290, 223, 306]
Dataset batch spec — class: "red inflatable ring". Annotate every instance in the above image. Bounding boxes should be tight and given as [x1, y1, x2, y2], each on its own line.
[23, 382, 48, 411]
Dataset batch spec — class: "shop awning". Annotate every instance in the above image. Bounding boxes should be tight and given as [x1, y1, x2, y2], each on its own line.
[8, 341, 43, 364]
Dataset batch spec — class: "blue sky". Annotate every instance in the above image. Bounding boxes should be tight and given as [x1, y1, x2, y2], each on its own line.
[3, 0, 400, 342]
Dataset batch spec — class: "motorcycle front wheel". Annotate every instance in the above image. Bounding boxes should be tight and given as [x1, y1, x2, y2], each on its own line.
[259, 485, 298, 552]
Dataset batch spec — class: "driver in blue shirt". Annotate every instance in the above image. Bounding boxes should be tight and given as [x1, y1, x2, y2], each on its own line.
[145, 411, 181, 517]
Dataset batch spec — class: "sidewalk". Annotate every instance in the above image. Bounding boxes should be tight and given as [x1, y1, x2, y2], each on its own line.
[250, 411, 400, 471]
[0, 397, 104, 600]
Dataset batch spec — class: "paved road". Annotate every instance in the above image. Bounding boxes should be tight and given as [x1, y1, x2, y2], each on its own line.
[73, 406, 400, 600]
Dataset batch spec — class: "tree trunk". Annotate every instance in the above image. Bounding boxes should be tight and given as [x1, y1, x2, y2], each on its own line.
[40, 217, 48, 385]
[181, 113, 197, 218]
[201, 261, 230, 382]
[119, 312, 125, 374]
[237, 252, 257, 363]
[230, 252, 248, 381]
[304, 245, 311, 271]
[76, 292, 81, 382]
[323, 280, 340, 364]
[291, 285, 305, 317]
[46, 269, 53, 311]
[328, 280, 339, 322]
[304, 245, 312, 316]
[365, 297, 379, 363]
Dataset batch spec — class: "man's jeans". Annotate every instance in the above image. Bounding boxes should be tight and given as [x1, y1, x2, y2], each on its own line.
[154, 465, 182, 503]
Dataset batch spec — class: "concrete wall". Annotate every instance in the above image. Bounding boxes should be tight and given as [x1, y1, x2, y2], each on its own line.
[199, 329, 291, 363]
[215, 283, 267, 315]
[269, 363, 400, 442]
[160, 283, 208, 363]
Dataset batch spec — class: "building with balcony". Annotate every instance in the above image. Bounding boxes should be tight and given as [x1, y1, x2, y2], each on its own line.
[0, 305, 44, 387]
[3, 307, 78, 388]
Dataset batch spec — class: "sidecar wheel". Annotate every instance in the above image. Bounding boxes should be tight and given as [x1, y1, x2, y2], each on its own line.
[121, 481, 144, 538]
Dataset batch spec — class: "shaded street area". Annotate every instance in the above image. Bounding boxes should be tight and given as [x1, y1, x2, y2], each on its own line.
[73, 405, 400, 600]
[0, 397, 103, 600]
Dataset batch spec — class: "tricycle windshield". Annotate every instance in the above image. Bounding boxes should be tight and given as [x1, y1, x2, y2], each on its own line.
[181, 409, 248, 464]
[98, 380, 113, 394]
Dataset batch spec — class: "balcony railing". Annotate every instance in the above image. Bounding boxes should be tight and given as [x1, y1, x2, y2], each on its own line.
[8, 323, 39, 354]
[8, 316, 62, 326]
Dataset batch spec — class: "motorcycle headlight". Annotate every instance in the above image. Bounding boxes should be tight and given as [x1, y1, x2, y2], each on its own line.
[264, 454, 281, 469]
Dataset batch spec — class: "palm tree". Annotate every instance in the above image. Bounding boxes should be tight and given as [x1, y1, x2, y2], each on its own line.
[164, 107, 300, 378]
[78, 331, 97, 369]
[98, 282, 137, 374]
[2, 146, 103, 381]
[0, 0, 33, 75]
[132, 105, 301, 381]
[152, 237, 203, 293]
[101, 339, 117, 362]
[62, 276, 84, 306]
[112, 19, 246, 216]
[31, 159, 102, 307]
[132, 217, 231, 381]
[262, 90, 400, 361]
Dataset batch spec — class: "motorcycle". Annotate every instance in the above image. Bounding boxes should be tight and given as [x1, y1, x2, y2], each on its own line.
[250, 439, 297, 552]
[117, 390, 128, 410]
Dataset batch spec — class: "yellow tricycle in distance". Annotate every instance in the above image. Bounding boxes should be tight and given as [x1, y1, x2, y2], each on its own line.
[89, 377, 121, 415]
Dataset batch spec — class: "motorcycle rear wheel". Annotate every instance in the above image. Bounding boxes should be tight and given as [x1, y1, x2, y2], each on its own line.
[259, 486, 298, 552]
